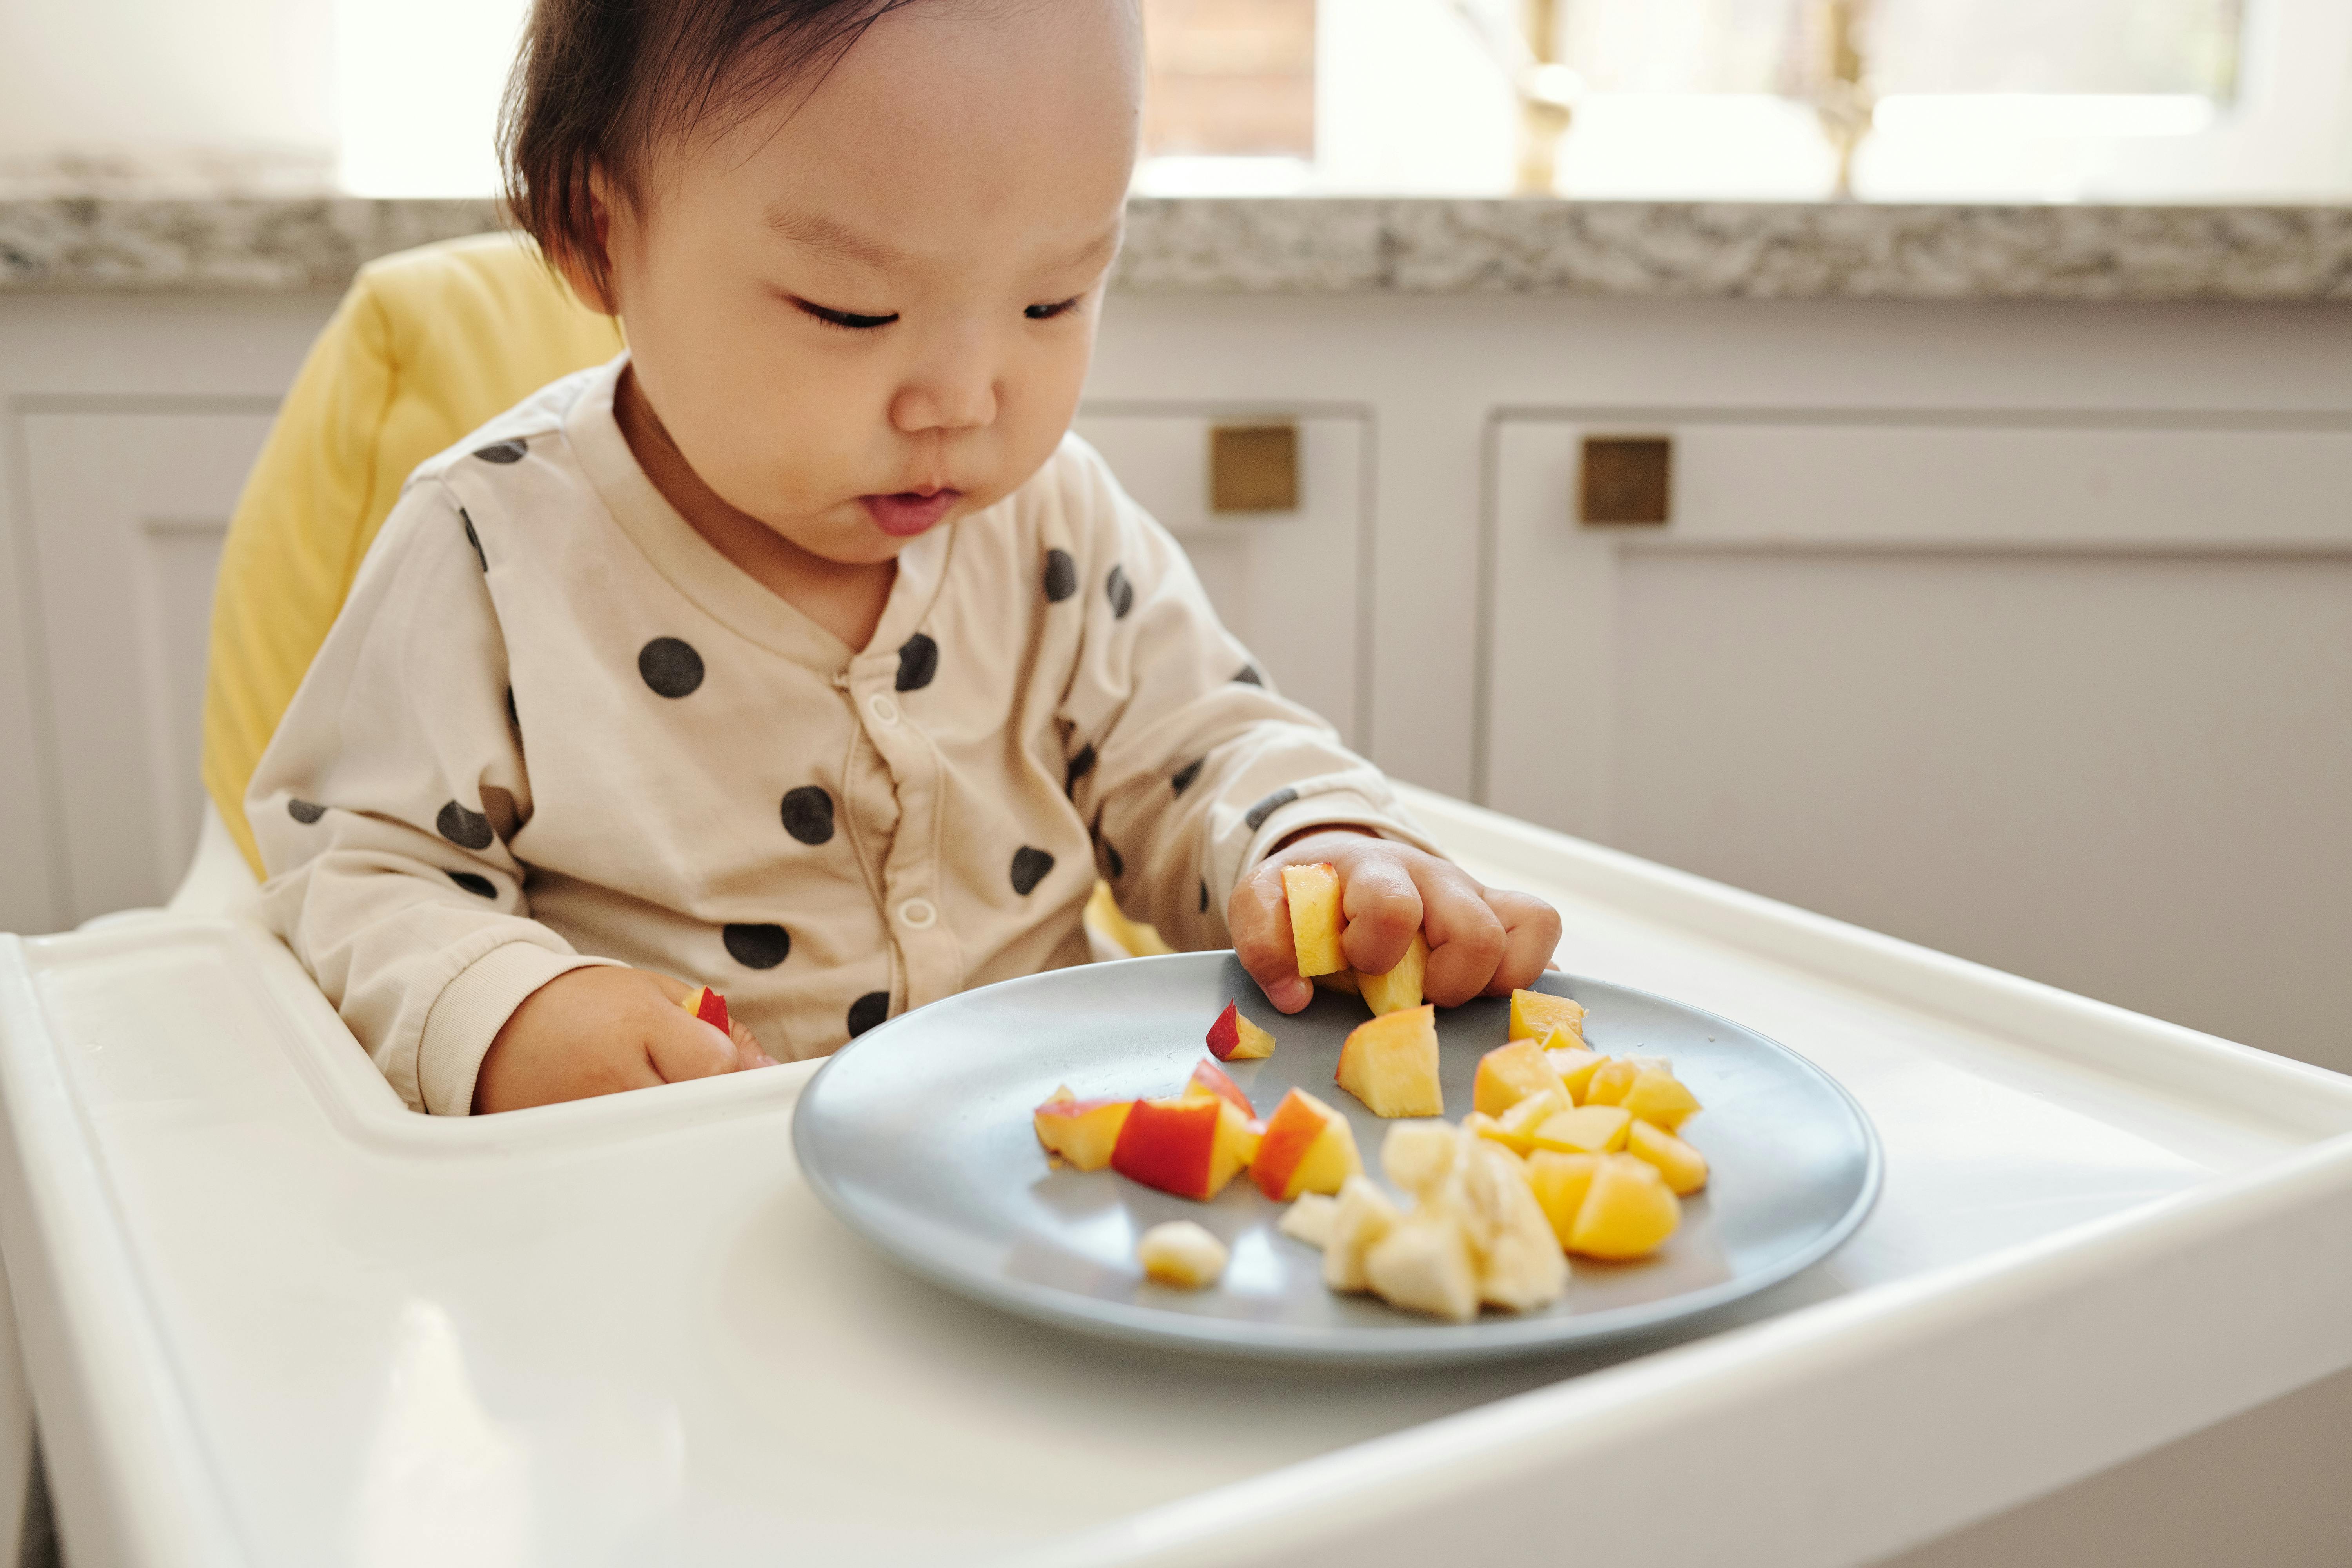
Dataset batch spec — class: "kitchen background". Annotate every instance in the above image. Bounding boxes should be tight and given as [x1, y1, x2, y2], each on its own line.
[1, 0, 2346, 1072]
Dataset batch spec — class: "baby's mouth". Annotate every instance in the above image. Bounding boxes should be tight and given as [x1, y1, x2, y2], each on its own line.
[860, 489, 962, 538]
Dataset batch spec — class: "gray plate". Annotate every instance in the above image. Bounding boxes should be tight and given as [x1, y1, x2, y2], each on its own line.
[794, 955, 1881, 1366]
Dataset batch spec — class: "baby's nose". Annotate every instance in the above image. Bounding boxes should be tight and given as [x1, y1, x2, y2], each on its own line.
[890, 371, 998, 434]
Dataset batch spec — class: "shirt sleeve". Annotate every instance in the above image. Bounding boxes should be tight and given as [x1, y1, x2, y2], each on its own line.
[1049, 439, 1442, 951]
[247, 477, 619, 1114]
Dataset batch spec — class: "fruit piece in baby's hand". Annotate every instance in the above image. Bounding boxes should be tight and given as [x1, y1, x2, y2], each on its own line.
[1205, 1001, 1276, 1061]
[1336, 1004, 1443, 1118]
[1182, 1058, 1258, 1119]
[1279, 1191, 1339, 1249]
[1323, 1175, 1401, 1292]
[680, 985, 729, 1034]
[1138, 1220, 1229, 1288]
[1472, 1040, 1569, 1118]
[1251, 1088, 1363, 1200]
[1509, 989, 1586, 1045]
[1531, 1103, 1632, 1155]
[1621, 1068, 1701, 1131]
[1281, 862, 1346, 976]
[1111, 1096, 1258, 1200]
[1568, 1154, 1681, 1259]
[1357, 931, 1430, 1016]
[1032, 1087, 1134, 1172]
[1626, 1118, 1709, 1194]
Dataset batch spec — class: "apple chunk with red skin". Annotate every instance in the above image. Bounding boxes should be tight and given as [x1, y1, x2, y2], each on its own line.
[1205, 1002, 1276, 1062]
[1111, 1095, 1259, 1200]
[1031, 1088, 1134, 1172]
[1182, 1058, 1257, 1118]
[679, 985, 730, 1034]
[1251, 1088, 1364, 1200]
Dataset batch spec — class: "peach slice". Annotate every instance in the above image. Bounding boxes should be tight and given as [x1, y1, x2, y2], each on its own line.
[679, 985, 730, 1034]
[1530, 1103, 1632, 1155]
[1357, 931, 1430, 1016]
[1032, 1087, 1134, 1172]
[1472, 1040, 1568, 1118]
[1250, 1088, 1363, 1200]
[1111, 1096, 1257, 1200]
[1183, 1058, 1258, 1119]
[1508, 989, 1586, 1045]
[1526, 1151, 1601, 1249]
[1621, 1069, 1702, 1131]
[1137, 1220, 1229, 1288]
[1281, 862, 1346, 976]
[1582, 1058, 1640, 1108]
[1336, 1003, 1443, 1118]
[1568, 1154, 1682, 1260]
[1363, 1210, 1481, 1323]
[1323, 1175, 1401, 1292]
[1204, 1002, 1276, 1062]
[1626, 1118, 1709, 1195]
[1544, 1044, 1605, 1103]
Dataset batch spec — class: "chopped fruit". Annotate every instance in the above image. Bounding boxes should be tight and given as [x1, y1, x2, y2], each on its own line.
[1473, 1040, 1569, 1118]
[1583, 1058, 1640, 1108]
[1336, 1004, 1443, 1118]
[1526, 1151, 1601, 1249]
[1358, 932, 1430, 1016]
[1363, 1211, 1481, 1323]
[1251, 1088, 1364, 1200]
[1110, 1096, 1258, 1200]
[1205, 1002, 1276, 1062]
[1323, 1175, 1401, 1292]
[1544, 1044, 1605, 1103]
[1183, 1058, 1257, 1118]
[1315, 969, 1361, 995]
[1509, 989, 1587, 1044]
[1621, 1069, 1702, 1131]
[1281, 862, 1347, 976]
[1279, 1192, 1339, 1249]
[679, 985, 730, 1034]
[1032, 1088, 1135, 1172]
[1568, 1154, 1682, 1259]
[1381, 1120, 1463, 1201]
[1627, 1119, 1710, 1195]
[1489, 1089, 1570, 1154]
[1531, 1103, 1633, 1155]
[1459, 1139, 1568, 1311]
[1138, 1220, 1229, 1288]
[1464, 1111, 1516, 1153]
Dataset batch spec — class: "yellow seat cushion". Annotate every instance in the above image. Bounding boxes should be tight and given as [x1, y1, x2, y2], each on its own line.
[201, 233, 623, 875]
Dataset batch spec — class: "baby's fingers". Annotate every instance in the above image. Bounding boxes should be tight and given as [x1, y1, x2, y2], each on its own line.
[1481, 887, 1563, 996]
[728, 1016, 782, 1071]
[647, 1012, 740, 1085]
[1408, 858, 1508, 1007]
[1228, 863, 1313, 1014]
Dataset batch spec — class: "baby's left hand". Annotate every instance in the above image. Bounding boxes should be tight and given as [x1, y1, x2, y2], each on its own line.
[1229, 828, 1562, 1014]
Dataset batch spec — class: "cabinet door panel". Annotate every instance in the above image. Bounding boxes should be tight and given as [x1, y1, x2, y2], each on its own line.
[1072, 411, 1368, 748]
[1484, 413, 2352, 1066]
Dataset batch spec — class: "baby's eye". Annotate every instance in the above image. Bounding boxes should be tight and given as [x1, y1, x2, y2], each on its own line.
[1025, 296, 1084, 321]
[795, 297, 898, 332]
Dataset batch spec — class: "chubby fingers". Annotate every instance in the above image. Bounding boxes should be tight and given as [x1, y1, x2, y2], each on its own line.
[1481, 887, 1563, 996]
[728, 1016, 782, 1071]
[1408, 857, 1508, 1007]
[1229, 860, 1312, 1013]
[1332, 842, 1423, 978]
[646, 1007, 739, 1085]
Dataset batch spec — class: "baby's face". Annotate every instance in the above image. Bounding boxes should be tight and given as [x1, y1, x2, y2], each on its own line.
[598, 2, 1140, 564]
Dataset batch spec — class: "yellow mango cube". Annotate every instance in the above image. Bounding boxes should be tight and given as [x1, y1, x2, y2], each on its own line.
[1544, 1045, 1604, 1103]
[1568, 1154, 1681, 1260]
[1626, 1119, 1709, 1195]
[1487, 1089, 1570, 1155]
[1526, 1151, 1600, 1249]
[1621, 1069, 1701, 1131]
[1472, 1040, 1568, 1118]
[1582, 1058, 1639, 1107]
[1530, 1103, 1632, 1155]
[1508, 989, 1587, 1044]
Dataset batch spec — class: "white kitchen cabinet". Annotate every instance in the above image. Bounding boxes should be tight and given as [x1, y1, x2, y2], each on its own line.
[1072, 407, 1368, 748]
[1481, 411, 2352, 1067]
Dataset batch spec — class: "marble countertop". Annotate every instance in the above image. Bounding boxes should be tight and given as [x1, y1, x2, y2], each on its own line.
[4, 192, 2351, 303]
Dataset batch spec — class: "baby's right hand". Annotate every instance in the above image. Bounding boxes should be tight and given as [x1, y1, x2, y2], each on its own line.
[473, 966, 778, 1113]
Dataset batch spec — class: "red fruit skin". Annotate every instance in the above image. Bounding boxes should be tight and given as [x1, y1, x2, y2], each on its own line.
[695, 988, 730, 1033]
[1111, 1097, 1220, 1200]
[1205, 1002, 1241, 1060]
[1184, 1058, 1255, 1117]
[1251, 1088, 1328, 1199]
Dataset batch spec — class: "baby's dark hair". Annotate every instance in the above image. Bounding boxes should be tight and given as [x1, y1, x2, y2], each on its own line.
[499, 0, 920, 296]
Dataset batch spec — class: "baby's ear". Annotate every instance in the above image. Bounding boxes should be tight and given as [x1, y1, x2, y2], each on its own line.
[543, 169, 622, 316]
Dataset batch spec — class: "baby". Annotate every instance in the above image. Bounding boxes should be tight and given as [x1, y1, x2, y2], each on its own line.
[249, 0, 1561, 1114]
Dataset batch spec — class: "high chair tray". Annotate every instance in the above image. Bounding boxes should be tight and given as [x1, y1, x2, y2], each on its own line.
[4, 784, 2352, 1568]
[796, 960, 1880, 1365]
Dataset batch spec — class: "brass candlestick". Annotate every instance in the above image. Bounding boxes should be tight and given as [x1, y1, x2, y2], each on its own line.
[1447, 0, 1580, 196]
[1808, 0, 1874, 200]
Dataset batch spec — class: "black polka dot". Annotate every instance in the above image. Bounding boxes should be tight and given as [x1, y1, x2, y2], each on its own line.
[724, 922, 791, 969]
[1243, 786, 1298, 831]
[1105, 564, 1135, 619]
[1044, 548, 1078, 602]
[895, 633, 938, 692]
[1170, 757, 1204, 795]
[473, 439, 527, 464]
[1234, 664, 1264, 687]
[1010, 845, 1054, 896]
[1103, 840, 1125, 880]
[287, 798, 326, 824]
[436, 800, 495, 850]
[448, 871, 497, 899]
[1199, 878, 1210, 913]
[780, 786, 835, 845]
[459, 508, 488, 572]
[848, 990, 891, 1038]
[1065, 744, 1096, 795]
[638, 637, 704, 698]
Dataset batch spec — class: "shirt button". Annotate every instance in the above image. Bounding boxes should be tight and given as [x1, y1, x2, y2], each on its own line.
[868, 694, 899, 726]
[898, 898, 937, 930]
